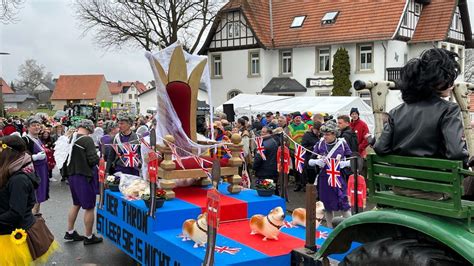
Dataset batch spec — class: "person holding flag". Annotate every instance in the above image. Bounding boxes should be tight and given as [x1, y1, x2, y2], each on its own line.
[107, 113, 141, 176]
[253, 126, 279, 194]
[308, 120, 352, 228]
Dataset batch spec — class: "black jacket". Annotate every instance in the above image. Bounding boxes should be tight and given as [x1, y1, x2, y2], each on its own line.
[301, 131, 321, 161]
[374, 96, 468, 161]
[61, 134, 100, 178]
[0, 171, 39, 234]
[339, 127, 358, 156]
[253, 136, 278, 178]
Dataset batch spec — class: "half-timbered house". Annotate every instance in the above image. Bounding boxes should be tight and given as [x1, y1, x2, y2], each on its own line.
[199, 0, 473, 106]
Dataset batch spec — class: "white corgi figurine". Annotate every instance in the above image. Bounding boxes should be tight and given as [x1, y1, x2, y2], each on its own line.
[291, 201, 325, 228]
[249, 206, 285, 241]
[182, 212, 208, 248]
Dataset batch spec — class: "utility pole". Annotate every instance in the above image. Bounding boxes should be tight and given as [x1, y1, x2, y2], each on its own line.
[0, 52, 10, 118]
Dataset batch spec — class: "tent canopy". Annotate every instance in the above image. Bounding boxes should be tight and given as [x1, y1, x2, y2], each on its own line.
[217, 94, 375, 132]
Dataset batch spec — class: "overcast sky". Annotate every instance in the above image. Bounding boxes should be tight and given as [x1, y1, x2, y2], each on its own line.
[1, 0, 474, 85]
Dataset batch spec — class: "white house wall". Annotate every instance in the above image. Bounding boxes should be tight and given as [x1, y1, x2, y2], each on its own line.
[209, 41, 467, 106]
[210, 49, 267, 106]
[138, 90, 157, 116]
[386, 40, 409, 67]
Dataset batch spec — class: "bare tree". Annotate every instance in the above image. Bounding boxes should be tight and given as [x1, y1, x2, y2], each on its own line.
[1, 0, 24, 24]
[16, 59, 53, 92]
[465, 49, 474, 83]
[75, 0, 222, 53]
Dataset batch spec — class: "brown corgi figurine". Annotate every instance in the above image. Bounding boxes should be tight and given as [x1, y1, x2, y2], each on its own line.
[182, 212, 208, 248]
[291, 201, 325, 228]
[249, 206, 285, 241]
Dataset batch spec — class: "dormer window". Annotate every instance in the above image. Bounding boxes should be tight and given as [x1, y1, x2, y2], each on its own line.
[321, 11, 339, 25]
[290, 16, 306, 28]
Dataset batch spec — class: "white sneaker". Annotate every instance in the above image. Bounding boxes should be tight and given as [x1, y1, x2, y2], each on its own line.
[50, 178, 58, 182]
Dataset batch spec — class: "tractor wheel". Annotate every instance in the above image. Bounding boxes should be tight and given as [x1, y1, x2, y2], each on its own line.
[340, 237, 467, 266]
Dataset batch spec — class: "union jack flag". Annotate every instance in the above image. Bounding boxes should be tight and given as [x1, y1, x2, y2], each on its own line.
[282, 220, 297, 228]
[169, 143, 185, 169]
[255, 137, 266, 160]
[193, 155, 212, 179]
[121, 143, 140, 168]
[316, 230, 329, 239]
[214, 246, 241, 255]
[140, 138, 152, 149]
[325, 158, 342, 188]
[223, 144, 232, 157]
[294, 144, 306, 174]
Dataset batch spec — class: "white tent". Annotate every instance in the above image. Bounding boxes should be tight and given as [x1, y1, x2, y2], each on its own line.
[218, 94, 375, 132]
[216, 94, 291, 116]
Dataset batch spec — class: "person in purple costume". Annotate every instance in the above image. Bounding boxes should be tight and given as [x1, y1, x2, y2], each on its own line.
[308, 120, 352, 228]
[22, 117, 49, 214]
[106, 113, 141, 176]
[61, 119, 103, 245]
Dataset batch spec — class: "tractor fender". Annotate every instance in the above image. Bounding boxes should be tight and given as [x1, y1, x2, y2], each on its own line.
[316, 209, 474, 264]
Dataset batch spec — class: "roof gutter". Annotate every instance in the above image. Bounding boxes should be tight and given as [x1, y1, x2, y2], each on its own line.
[269, 0, 274, 48]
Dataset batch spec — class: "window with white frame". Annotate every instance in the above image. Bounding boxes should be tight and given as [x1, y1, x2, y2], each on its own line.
[359, 44, 373, 71]
[414, 3, 421, 15]
[227, 22, 240, 38]
[212, 54, 222, 78]
[227, 90, 241, 100]
[291, 16, 306, 28]
[318, 48, 331, 72]
[249, 51, 260, 76]
[281, 50, 292, 75]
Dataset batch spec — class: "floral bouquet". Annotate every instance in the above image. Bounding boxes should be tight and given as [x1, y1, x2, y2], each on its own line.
[106, 175, 120, 185]
[255, 179, 276, 190]
[141, 188, 167, 201]
[106, 175, 120, 191]
[141, 188, 167, 209]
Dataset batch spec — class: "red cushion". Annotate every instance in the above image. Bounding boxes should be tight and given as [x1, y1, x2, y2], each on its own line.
[167, 81, 191, 138]
[159, 156, 229, 170]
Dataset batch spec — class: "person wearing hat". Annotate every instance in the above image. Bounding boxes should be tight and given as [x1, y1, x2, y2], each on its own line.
[22, 116, 49, 214]
[61, 119, 103, 245]
[107, 112, 141, 176]
[288, 111, 309, 192]
[308, 120, 352, 228]
[99, 121, 119, 161]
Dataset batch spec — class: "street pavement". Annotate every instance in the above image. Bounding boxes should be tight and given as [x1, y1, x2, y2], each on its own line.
[42, 169, 135, 266]
[41, 170, 345, 265]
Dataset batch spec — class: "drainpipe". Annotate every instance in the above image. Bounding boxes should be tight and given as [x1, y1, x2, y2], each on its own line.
[269, 0, 274, 48]
[382, 41, 387, 80]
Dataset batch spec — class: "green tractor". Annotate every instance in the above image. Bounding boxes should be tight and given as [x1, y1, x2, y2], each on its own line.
[303, 81, 474, 265]
[62, 104, 101, 126]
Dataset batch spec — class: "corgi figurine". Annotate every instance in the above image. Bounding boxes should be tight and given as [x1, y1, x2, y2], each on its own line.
[291, 201, 325, 228]
[249, 206, 285, 241]
[182, 212, 208, 248]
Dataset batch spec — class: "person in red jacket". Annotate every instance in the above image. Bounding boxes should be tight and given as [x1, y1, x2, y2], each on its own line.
[350, 108, 369, 177]
[349, 108, 369, 158]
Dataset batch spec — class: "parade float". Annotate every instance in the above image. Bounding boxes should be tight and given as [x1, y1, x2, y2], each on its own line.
[96, 44, 359, 265]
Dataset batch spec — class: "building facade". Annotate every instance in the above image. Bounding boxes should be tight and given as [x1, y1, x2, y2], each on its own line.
[200, 0, 473, 106]
[50, 74, 112, 110]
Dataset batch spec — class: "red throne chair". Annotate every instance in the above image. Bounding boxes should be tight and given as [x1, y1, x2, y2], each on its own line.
[152, 46, 243, 199]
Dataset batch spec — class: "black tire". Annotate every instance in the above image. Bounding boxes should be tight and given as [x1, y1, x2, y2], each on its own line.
[340, 237, 468, 266]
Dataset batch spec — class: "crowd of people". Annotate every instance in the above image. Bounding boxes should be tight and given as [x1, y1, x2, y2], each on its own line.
[1, 47, 474, 264]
